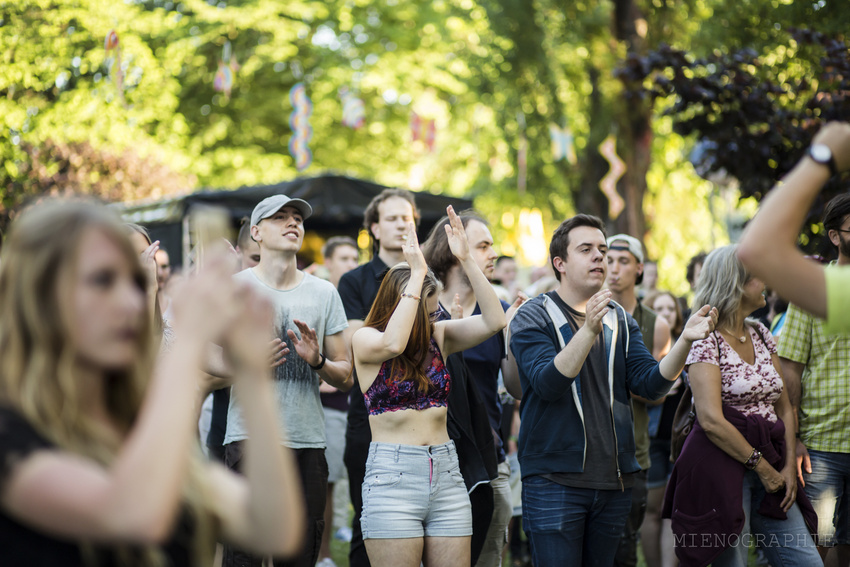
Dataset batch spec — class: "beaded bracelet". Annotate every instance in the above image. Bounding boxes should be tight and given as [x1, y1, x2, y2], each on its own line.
[744, 448, 762, 470]
[401, 292, 421, 301]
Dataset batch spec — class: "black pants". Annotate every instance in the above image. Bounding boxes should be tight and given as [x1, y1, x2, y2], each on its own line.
[222, 443, 328, 567]
[344, 436, 371, 567]
[613, 470, 648, 567]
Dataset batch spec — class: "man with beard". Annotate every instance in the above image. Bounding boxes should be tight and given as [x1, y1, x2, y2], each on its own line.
[777, 192, 850, 567]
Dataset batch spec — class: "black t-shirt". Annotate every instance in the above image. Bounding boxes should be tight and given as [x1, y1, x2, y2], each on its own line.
[0, 405, 195, 566]
[541, 293, 634, 490]
[445, 300, 510, 462]
[337, 256, 390, 455]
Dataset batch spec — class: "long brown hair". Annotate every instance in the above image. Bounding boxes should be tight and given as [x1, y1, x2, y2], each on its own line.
[0, 200, 214, 566]
[364, 263, 440, 392]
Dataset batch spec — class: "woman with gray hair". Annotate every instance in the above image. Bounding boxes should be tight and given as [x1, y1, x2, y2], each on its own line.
[662, 245, 821, 567]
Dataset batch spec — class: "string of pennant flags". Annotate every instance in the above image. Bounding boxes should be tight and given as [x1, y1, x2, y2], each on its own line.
[102, 31, 627, 210]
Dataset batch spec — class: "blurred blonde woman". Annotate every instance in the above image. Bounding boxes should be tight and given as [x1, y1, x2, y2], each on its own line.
[0, 200, 304, 566]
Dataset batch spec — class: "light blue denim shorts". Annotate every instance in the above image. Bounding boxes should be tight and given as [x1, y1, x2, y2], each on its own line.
[361, 440, 472, 539]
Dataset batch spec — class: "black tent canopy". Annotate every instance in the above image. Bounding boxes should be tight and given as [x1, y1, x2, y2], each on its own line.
[184, 175, 473, 234]
[118, 174, 473, 268]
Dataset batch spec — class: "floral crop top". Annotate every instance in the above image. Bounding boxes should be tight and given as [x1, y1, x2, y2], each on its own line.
[363, 338, 452, 416]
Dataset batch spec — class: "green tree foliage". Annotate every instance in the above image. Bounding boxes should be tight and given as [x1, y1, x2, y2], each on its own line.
[4, 0, 849, 288]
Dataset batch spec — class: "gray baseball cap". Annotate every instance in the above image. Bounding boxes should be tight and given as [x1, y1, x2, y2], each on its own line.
[250, 194, 313, 227]
[606, 234, 644, 264]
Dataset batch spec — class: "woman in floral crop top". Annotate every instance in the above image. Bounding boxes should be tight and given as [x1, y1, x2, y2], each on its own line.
[674, 245, 820, 566]
[351, 206, 506, 567]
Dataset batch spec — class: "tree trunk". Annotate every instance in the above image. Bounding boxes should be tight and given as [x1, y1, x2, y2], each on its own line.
[611, 0, 652, 240]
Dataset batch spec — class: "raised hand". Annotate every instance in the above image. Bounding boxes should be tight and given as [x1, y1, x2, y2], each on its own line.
[812, 121, 850, 173]
[268, 338, 289, 368]
[582, 289, 612, 335]
[170, 249, 240, 344]
[224, 284, 279, 372]
[402, 222, 427, 276]
[140, 240, 160, 292]
[681, 304, 718, 342]
[288, 319, 322, 368]
[450, 294, 463, 319]
[506, 291, 529, 324]
[444, 205, 470, 262]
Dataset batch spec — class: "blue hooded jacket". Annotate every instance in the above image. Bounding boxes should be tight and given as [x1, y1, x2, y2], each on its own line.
[509, 292, 672, 480]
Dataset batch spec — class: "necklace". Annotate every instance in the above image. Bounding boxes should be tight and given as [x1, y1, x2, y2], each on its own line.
[721, 327, 747, 343]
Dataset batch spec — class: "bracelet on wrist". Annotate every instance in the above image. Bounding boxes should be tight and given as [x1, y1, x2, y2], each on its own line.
[401, 292, 421, 301]
[309, 353, 326, 371]
[744, 448, 763, 470]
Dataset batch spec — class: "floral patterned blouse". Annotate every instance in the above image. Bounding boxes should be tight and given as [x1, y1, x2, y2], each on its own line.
[364, 338, 452, 416]
[685, 322, 782, 422]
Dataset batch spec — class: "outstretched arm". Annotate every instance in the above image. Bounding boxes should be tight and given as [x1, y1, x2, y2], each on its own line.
[659, 305, 718, 381]
[738, 121, 850, 318]
[439, 206, 507, 355]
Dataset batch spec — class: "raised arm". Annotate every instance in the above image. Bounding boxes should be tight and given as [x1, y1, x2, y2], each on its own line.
[738, 121, 850, 318]
[439, 206, 507, 355]
[658, 305, 717, 381]
[352, 222, 427, 365]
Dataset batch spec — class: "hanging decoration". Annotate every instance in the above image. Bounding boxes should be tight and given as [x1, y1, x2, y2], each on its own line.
[104, 29, 126, 106]
[549, 123, 577, 165]
[340, 86, 365, 129]
[289, 82, 313, 171]
[410, 112, 436, 152]
[213, 41, 240, 98]
[598, 134, 626, 219]
[517, 113, 527, 194]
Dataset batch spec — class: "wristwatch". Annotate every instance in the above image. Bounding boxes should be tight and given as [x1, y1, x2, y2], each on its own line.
[808, 144, 838, 177]
[309, 353, 326, 371]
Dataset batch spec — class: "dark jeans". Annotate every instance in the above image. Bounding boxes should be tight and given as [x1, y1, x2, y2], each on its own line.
[222, 443, 328, 567]
[613, 470, 647, 567]
[522, 475, 632, 567]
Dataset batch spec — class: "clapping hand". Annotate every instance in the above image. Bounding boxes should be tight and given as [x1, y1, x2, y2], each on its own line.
[583, 289, 612, 335]
[444, 205, 470, 262]
[681, 304, 718, 342]
[288, 319, 322, 369]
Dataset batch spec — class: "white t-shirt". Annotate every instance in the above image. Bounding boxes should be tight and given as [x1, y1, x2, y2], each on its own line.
[224, 269, 348, 449]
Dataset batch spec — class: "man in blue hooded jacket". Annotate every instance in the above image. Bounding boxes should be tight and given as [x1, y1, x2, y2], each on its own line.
[509, 214, 717, 566]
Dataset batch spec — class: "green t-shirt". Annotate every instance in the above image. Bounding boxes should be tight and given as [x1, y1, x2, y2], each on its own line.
[825, 264, 850, 336]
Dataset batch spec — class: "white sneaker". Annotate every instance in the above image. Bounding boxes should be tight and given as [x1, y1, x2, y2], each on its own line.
[316, 558, 337, 567]
[333, 526, 352, 542]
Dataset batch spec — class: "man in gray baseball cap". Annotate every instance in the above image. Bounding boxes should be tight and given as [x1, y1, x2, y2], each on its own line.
[250, 194, 313, 227]
[223, 192, 353, 567]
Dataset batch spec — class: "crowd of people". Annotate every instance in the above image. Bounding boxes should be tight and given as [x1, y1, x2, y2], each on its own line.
[1, 123, 850, 567]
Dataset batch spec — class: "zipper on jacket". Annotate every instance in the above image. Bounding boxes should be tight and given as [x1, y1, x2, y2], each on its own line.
[608, 304, 625, 492]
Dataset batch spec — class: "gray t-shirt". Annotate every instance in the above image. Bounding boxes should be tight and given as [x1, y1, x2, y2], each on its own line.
[224, 269, 348, 449]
